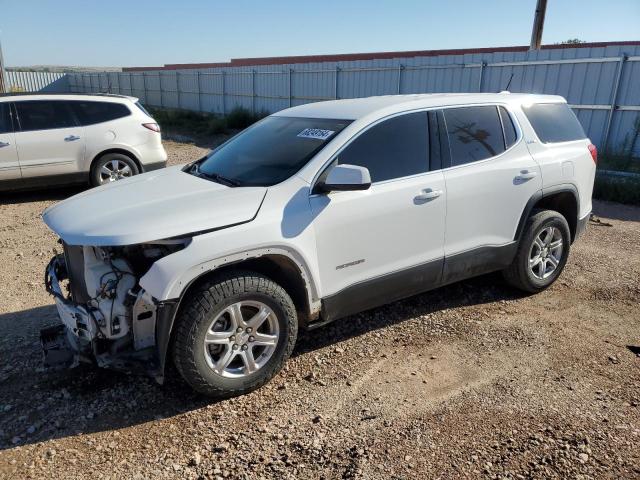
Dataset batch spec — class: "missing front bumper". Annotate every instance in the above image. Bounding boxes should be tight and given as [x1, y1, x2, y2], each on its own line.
[40, 324, 80, 369]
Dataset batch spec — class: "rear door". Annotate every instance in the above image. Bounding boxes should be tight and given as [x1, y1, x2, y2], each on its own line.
[441, 105, 541, 280]
[0, 102, 20, 181]
[13, 100, 85, 178]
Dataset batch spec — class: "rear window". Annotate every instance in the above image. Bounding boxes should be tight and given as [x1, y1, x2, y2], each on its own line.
[522, 103, 586, 143]
[0, 103, 12, 134]
[70, 101, 131, 125]
[15, 100, 76, 131]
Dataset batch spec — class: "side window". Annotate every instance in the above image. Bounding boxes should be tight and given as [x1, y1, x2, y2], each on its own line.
[15, 101, 76, 132]
[499, 106, 518, 149]
[522, 103, 586, 143]
[0, 103, 12, 134]
[71, 101, 131, 125]
[337, 112, 429, 182]
[444, 106, 506, 166]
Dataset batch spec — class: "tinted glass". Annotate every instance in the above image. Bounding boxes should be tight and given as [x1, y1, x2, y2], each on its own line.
[15, 101, 76, 131]
[338, 112, 428, 182]
[523, 103, 586, 143]
[198, 116, 350, 186]
[71, 101, 130, 125]
[444, 106, 505, 166]
[0, 103, 11, 134]
[499, 106, 518, 149]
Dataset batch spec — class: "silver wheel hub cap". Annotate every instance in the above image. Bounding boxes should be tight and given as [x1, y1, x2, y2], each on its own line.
[204, 300, 279, 378]
[529, 226, 563, 280]
[99, 160, 133, 184]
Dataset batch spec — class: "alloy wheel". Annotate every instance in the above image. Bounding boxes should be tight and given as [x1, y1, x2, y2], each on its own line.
[203, 300, 280, 378]
[529, 226, 564, 280]
[99, 159, 134, 184]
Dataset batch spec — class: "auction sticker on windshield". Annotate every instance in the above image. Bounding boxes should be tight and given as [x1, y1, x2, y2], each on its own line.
[297, 128, 335, 140]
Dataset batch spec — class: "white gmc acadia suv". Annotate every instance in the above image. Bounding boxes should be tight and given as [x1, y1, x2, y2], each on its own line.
[41, 93, 596, 397]
[0, 94, 166, 190]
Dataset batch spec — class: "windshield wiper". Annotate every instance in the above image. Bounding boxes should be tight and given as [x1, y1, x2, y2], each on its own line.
[189, 163, 242, 187]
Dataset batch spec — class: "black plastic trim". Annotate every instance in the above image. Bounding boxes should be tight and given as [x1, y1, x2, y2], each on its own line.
[317, 242, 519, 328]
[0, 171, 88, 192]
[514, 184, 581, 242]
[141, 160, 167, 173]
[154, 299, 179, 380]
[441, 242, 517, 286]
[436, 110, 451, 168]
[514, 190, 543, 241]
[320, 258, 444, 325]
[428, 111, 442, 171]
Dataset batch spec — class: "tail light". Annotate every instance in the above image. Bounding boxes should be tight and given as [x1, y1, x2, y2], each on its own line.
[588, 143, 597, 164]
[142, 123, 160, 133]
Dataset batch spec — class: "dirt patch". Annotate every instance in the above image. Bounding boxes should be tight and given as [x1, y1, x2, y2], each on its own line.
[0, 141, 639, 479]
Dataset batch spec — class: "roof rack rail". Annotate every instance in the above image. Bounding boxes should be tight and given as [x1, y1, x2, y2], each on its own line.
[0, 92, 132, 99]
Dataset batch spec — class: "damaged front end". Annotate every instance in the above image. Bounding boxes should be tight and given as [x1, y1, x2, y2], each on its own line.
[43, 240, 187, 382]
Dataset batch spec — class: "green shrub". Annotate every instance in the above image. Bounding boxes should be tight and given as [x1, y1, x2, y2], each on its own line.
[225, 107, 269, 130]
[598, 155, 640, 174]
[147, 106, 268, 136]
[593, 174, 640, 206]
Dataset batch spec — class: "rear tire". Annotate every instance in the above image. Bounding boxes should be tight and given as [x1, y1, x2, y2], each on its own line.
[90, 153, 139, 187]
[172, 271, 298, 398]
[503, 210, 571, 293]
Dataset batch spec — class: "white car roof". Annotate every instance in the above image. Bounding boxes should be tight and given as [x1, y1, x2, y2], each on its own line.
[0, 93, 139, 104]
[273, 93, 566, 120]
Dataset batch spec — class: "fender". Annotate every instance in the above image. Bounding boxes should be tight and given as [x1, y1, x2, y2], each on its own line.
[514, 183, 580, 242]
[146, 246, 321, 380]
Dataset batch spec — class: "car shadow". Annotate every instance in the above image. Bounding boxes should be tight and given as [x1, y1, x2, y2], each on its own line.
[0, 273, 524, 450]
[0, 185, 86, 206]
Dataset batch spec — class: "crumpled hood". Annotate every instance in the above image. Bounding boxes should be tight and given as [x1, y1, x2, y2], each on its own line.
[43, 166, 267, 246]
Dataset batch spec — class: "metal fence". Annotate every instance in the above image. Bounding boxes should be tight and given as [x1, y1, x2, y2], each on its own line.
[5, 70, 69, 93]
[14, 44, 640, 155]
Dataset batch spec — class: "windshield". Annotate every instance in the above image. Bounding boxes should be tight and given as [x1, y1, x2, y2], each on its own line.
[194, 116, 351, 186]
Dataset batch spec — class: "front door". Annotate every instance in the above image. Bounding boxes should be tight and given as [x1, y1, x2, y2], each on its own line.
[309, 111, 446, 320]
[13, 100, 85, 178]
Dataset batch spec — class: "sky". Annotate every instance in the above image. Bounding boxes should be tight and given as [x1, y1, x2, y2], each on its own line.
[1, 0, 639, 68]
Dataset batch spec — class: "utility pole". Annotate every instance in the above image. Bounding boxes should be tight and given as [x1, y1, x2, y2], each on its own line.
[0, 35, 6, 93]
[529, 0, 548, 50]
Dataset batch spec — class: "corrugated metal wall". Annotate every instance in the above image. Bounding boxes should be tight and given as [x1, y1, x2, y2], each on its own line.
[4, 71, 69, 93]
[19, 44, 640, 155]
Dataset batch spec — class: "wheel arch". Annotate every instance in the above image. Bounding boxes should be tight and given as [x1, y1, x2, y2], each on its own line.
[515, 184, 580, 243]
[153, 250, 320, 379]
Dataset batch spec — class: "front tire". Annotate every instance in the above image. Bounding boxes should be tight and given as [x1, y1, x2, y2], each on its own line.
[172, 271, 298, 398]
[90, 153, 139, 187]
[503, 210, 571, 293]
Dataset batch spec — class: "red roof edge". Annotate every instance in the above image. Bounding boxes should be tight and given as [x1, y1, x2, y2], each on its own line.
[122, 41, 640, 72]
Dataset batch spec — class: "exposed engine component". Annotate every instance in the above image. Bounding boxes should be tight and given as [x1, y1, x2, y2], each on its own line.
[84, 246, 136, 339]
[43, 238, 189, 374]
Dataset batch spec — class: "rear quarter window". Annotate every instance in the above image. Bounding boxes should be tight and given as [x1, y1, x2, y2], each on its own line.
[522, 103, 586, 143]
[70, 101, 131, 126]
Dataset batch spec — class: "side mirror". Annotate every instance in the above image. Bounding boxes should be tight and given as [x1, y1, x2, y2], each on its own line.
[318, 164, 371, 192]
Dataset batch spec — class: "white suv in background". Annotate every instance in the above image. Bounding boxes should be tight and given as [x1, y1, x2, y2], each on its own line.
[0, 94, 166, 191]
[41, 93, 596, 398]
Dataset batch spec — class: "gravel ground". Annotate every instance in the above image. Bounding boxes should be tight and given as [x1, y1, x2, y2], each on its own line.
[0, 139, 639, 479]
